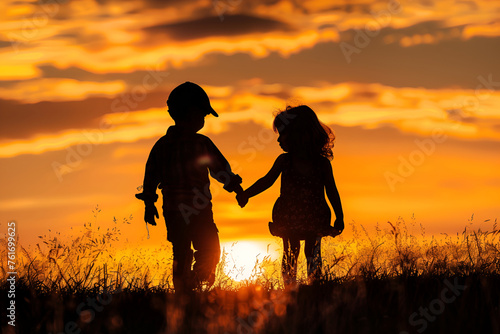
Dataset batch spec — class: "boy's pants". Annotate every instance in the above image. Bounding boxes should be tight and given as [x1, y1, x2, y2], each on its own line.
[163, 201, 220, 291]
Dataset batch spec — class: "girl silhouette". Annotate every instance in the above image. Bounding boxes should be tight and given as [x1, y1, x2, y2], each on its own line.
[237, 105, 344, 285]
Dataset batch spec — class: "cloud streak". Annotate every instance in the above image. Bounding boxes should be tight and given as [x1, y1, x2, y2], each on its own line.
[2, 81, 500, 158]
[0, 78, 125, 103]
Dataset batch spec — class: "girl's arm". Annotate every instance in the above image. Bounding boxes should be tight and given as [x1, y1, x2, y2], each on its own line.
[237, 154, 286, 207]
[322, 158, 344, 230]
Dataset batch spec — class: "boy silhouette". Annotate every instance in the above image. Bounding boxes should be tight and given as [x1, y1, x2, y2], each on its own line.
[136, 82, 243, 292]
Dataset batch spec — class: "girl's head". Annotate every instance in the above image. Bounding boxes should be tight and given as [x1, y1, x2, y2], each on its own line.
[273, 105, 334, 160]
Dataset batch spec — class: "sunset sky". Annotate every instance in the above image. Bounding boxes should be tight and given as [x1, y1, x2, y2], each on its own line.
[0, 0, 499, 253]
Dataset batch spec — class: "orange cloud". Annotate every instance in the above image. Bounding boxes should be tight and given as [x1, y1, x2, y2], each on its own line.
[1, 0, 498, 81]
[0, 63, 40, 80]
[2, 82, 500, 159]
[463, 22, 500, 39]
[0, 78, 126, 103]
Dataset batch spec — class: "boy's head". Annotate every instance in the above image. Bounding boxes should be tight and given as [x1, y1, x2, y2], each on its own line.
[167, 82, 218, 123]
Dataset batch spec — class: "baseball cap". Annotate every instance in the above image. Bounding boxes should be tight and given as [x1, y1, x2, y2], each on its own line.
[167, 82, 218, 117]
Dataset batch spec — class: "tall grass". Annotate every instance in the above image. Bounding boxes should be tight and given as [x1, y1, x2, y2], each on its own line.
[320, 216, 500, 280]
[1, 210, 499, 334]
[2, 210, 499, 292]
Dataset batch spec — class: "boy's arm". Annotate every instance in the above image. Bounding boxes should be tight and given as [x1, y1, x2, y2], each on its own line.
[205, 138, 243, 193]
[136, 143, 161, 225]
[322, 158, 344, 231]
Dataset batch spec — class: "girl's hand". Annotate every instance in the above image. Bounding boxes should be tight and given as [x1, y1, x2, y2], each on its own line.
[333, 217, 344, 231]
[236, 192, 249, 208]
[325, 225, 342, 237]
[330, 228, 342, 237]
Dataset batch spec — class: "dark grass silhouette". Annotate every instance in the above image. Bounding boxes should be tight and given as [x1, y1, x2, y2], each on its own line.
[1, 214, 499, 333]
[5, 276, 500, 333]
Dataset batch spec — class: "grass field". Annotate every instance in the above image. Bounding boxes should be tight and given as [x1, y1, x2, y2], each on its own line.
[1, 212, 499, 334]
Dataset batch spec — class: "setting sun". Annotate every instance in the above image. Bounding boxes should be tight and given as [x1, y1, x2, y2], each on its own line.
[222, 241, 272, 282]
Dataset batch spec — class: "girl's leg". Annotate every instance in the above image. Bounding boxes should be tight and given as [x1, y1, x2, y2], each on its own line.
[304, 236, 322, 282]
[282, 237, 300, 285]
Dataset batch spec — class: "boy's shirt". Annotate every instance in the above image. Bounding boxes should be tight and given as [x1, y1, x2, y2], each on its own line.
[140, 125, 241, 208]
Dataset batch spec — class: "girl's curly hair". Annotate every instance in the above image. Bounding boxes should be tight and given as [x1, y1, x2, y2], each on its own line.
[273, 105, 335, 160]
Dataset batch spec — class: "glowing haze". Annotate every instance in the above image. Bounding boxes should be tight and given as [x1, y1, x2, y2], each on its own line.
[0, 0, 499, 253]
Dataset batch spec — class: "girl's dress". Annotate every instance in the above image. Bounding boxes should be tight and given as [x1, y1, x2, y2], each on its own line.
[270, 153, 332, 239]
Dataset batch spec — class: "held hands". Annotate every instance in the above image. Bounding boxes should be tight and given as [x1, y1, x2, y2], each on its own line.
[144, 204, 159, 226]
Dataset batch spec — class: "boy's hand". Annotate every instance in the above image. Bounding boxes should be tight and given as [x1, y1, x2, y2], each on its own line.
[144, 204, 159, 226]
[236, 192, 248, 208]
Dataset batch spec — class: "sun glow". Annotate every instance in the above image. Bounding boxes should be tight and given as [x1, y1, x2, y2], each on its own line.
[222, 241, 269, 282]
